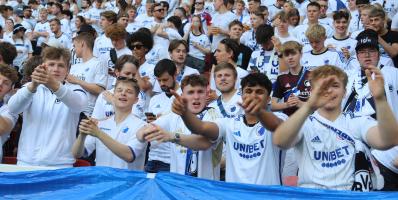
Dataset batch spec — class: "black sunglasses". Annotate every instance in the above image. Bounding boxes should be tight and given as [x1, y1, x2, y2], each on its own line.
[117, 76, 138, 82]
[131, 44, 144, 50]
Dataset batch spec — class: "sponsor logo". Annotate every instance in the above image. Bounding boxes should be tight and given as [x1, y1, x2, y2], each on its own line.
[311, 136, 321, 143]
[233, 139, 265, 160]
[122, 127, 129, 133]
[313, 145, 350, 168]
[233, 131, 241, 137]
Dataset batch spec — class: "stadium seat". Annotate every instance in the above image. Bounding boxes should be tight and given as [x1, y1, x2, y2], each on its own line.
[73, 159, 91, 167]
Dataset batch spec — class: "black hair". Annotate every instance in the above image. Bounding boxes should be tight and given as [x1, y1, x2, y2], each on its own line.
[220, 38, 240, 62]
[127, 29, 154, 51]
[241, 73, 272, 95]
[255, 24, 274, 44]
[167, 16, 182, 30]
[154, 59, 177, 77]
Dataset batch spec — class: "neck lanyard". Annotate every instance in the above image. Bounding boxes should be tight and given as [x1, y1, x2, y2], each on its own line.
[216, 95, 234, 118]
[176, 67, 185, 82]
[309, 115, 355, 146]
[284, 67, 306, 99]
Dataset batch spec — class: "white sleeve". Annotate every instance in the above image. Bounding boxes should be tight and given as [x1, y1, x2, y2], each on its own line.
[93, 60, 108, 88]
[290, 118, 311, 147]
[84, 135, 97, 156]
[152, 114, 172, 131]
[355, 116, 378, 145]
[91, 92, 106, 120]
[0, 105, 18, 128]
[54, 84, 88, 113]
[126, 122, 147, 159]
[7, 85, 34, 114]
[167, 29, 182, 40]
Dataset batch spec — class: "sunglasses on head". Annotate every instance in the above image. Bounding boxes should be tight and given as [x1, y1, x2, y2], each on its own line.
[117, 76, 138, 82]
[131, 44, 144, 50]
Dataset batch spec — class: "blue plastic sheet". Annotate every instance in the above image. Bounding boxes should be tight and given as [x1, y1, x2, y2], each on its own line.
[0, 167, 397, 199]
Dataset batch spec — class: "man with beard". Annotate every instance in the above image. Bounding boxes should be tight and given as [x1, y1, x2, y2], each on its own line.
[145, 59, 182, 173]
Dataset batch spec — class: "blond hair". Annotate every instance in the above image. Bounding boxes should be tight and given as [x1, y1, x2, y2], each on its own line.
[305, 24, 326, 41]
[309, 65, 348, 87]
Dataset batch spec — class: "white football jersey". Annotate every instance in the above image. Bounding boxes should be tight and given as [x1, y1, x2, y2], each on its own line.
[70, 57, 108, 115]
[84, 114, 147, 170]
[248, 48, 280, 83]
[292, 111, 377, 190]
[214, 113, 287, 185]
[208, 89, 243, 119]
[302, 49, 347, 71]
[325, 36, 357, 58]
[291, 23, 334, 52]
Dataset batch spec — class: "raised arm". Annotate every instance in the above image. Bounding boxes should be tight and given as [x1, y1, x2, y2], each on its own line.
[273, 77, 338, 149]
[171, 90, 220, 141]
[364, 67, 398, 149]
[71, 133, 87, 158]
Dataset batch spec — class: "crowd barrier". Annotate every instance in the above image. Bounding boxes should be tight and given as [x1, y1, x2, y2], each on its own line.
[0, 166, 396, 199]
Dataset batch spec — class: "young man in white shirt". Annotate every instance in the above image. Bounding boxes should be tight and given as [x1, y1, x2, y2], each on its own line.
[0, 65, 19, 160]
[8, 47, 88, 167]
[273, 64, 398, 190]
[48, 18, 71, 50]
[138, 74, 222, 180]
[169, 73, 287, 185]
[248, 24, 281, 84]
[93, 11, 117, 61]
[301, 24, 347, 71]
[208, 62, 242, 119]
[291, 1, 333, 52]
[31, 8, 50, 54]
[72, 78, 147, 170]
[240, 11, 264, 51]
[104, 23, 132, 71]
[67, 33, 108, 116]
[145, 59, 181, 173]
[87, 0, 105, 34]
[209, 0, 237, 51]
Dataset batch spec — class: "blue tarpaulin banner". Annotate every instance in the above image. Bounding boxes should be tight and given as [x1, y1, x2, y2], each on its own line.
[0, 167, 397, 199]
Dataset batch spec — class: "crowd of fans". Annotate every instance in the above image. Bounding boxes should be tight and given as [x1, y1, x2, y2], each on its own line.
[0, 0, 397, 192]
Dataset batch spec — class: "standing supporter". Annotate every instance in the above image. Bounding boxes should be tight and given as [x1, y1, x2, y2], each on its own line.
[0, 65, 19, 160]
[72, 78, 148, 170]
[192, 0, 212, 34]
[272, 41, 311, 116]
[273, 11, 298, 44]
[8, 47, 88, 167]
[117, 12, 129, 29]
[208, 62, 242, 118]
[146, 2, 166, 30]
[211, 38, 248, 93]
[169, 73, 287, 184]
[351, 3, 373, 39]
[291, 2, 333, 52]
[145, 59, 182, 173]
[343, 30, 398, 120]
[325, 10, 357, 61]
[183, 15, 211, 73]
[133, 0, 146, 17]
[240, 10, 264, 51]
[48, 18, 72, 49]
[49, 2, 63, 20]
[0, 41, 17, 66]
[67, 33, 108, 116]
[209, 0, 237, 51]
[368, 6, 398, 67]
[4, 24, 33, 72]
[78, 0, 92, 20]
[135, 0, 154, 24]
[234, 0, 248, 24]
[268, 0, 285, 20]
[174, 7, 189, 37]
[248, 24, 282, 84]
[347, 0, 361, 33]
[92, 11, 117, 66]
[302, 0, 333, 27]
[138, 74, 223, 180]
[22, 5, 36, 31]
[153, 40, 199, 93]
[104, 23, 132, 70]
[87, 0, 105, 34]
[60, 10, 73, 38]
[301, 24, 347, 71]
[31, 8, 51, 55]
[273, 65, 398, 190]
[126, 6, 141, 34]
[92, 55, 146, 121]
[2, 18, 14, 42]
[72, 16, 87, 38]
[287, 8, 300, 28]
[228, 20, 252, 70]
[153, 15, 183, 49]
[0, 5, 13, 28]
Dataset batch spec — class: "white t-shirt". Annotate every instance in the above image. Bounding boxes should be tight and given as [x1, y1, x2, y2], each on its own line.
[70, 57, 108, 115]
[153, 28, 182, 50]
[88, 7, 105, 34]
[392, 12, 398, 30]
[208, 90, 243, 119]
[154, 108, 222, 180]
[0, 104, 18, 159]
[248, 48, 280, 83]
[348, 10, 361, 34]
[325, 36, 357, 58]
[93, 35, 113, 66]
[188, 32, 211, 60]
[214, 113, 287, 185]
[84, 114, 147, 170]
[33, 21, 51, 46]
[301, 49, 347, 71]
[267, 4, 283, 21]
[49, 33, 72, 50]
[292, 111, 377, 190]
[211, 11, 238, 51]
[152, 66, 199, 93]
[240, 29, 258, 51]
[126, 21, 142, 34]
[4, 37, 33, 68]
